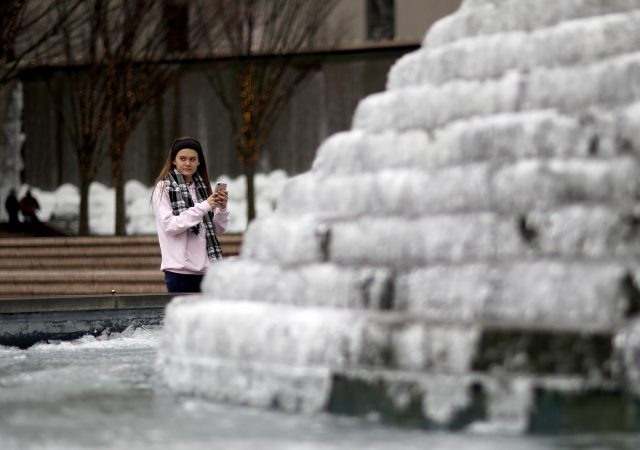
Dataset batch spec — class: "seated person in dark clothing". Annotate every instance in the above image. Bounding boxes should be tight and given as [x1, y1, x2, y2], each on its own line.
[4, 189, 20, 231]
[19, 189, 41, 231]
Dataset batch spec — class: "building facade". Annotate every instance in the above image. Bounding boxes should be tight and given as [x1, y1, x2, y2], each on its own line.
[18, 0, 462, 190]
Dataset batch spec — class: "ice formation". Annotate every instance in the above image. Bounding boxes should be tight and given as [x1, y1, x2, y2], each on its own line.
[159, 0, 640, 432]
[0, 82, 25, 222]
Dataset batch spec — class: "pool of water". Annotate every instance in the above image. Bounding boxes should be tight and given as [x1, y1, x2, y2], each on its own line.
[0, 326, 637, 450]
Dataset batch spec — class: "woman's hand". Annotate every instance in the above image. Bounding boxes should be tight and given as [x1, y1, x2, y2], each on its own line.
[209, 190, 228, 209]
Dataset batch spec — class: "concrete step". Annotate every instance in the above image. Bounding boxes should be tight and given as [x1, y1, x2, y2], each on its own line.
[1, 283, 167, 298]
[0, 234, 243, 247]
[0, 245, 161, 258]
[0, 234, 242, 259]
[0, 270, 165, 297]
[0, 256, 161, 270]
[0, 235, 159, 248]
[0, 234, 243, 298]
[0, 270, 163, 283]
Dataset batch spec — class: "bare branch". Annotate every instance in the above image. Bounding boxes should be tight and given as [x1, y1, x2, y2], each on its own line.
[192, 0, 339, 222]
[0, 0, 86, 85]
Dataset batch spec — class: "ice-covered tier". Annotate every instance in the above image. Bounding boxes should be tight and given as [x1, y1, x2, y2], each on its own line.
[158, 0, 640, 433]
[0, 82, 25, 222]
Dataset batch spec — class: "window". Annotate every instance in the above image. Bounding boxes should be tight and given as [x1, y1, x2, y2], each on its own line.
[367, 0, 394, 41]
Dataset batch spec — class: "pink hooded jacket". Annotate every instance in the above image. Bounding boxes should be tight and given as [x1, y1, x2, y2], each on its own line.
[153, 182, 229, 275]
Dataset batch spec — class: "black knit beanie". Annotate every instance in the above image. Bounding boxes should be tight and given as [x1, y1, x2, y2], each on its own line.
[172, 138, 202, 154]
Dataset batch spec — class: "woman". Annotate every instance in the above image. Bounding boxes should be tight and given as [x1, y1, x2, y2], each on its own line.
[152, 137, 229, 293]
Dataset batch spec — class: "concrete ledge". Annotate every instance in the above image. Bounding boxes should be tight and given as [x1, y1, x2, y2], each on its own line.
[0, 293, 181, 314]
[0, 307, 165, 348]
[0, 293, 199, 348]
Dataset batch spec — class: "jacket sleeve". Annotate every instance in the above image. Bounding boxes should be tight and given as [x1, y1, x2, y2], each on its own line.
[153, 187, 213, 236]
[213, 207, 230, 235]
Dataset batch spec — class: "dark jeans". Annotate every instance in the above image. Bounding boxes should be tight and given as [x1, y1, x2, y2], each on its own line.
[164, 271, 204, 293]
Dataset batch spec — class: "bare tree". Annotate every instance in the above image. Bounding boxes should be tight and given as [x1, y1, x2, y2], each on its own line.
[49, 0, 190, 236]
[100, 0, 183, 235]
[45, 0, 113, 235]
[2, 0, 96, 234]
[1, 0, 85, 167]
[193, 0, 339, 223]
[1, 0, 84, 86]
[27, 0, 184, 236]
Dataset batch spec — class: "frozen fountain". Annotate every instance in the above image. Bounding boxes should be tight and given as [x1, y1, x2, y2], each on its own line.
[158, 0, 640, 433]
[0, 81, 25, 222]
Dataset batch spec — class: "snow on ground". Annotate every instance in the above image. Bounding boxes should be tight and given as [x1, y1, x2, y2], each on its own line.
[18, 170, 289, 235]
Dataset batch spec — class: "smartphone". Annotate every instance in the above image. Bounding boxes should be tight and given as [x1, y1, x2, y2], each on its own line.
[215, 182, 227, 192]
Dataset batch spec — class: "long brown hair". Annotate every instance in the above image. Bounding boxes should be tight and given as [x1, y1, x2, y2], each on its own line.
[151, 136, 213, 202]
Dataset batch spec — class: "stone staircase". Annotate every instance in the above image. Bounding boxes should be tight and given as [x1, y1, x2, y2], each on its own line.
[0, 234, 242, 298]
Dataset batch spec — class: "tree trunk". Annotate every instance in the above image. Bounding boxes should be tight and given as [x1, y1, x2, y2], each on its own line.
[244, 160, 256, 224]
[111, 143, 127, 236]
[53, 81, 65, 186]
[78, 174, 90, 236]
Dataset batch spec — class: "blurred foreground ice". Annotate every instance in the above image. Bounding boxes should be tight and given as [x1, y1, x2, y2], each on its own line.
[0, 329, 637, 449]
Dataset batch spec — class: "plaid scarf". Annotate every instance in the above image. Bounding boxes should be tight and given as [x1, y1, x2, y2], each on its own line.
[165, 168, 223, 261]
